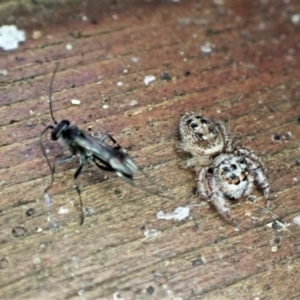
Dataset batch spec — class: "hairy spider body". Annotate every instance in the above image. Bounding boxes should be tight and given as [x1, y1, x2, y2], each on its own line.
[179, 112, 270, 223]
[199, 149, 269, 223]
[179, 111, 232, 170]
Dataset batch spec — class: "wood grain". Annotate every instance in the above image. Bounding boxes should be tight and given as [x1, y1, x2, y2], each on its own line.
[0, 0, 300, 299]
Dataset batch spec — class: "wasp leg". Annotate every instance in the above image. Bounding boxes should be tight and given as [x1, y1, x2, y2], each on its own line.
[45, 155, 75, 194]
[92, 158, 115, 172]
[73, 162, 84, 225]
[41, 125, 75, 193]
[99, 134, 122, 150]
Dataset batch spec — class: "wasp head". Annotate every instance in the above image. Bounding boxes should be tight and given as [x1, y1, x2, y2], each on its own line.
[51, 120, 70, 140]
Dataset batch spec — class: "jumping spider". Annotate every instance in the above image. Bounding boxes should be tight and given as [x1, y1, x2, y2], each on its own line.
[179, 111, 270, 224]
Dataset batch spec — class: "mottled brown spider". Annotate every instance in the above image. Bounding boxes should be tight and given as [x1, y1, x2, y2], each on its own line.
[179, 111, 269, 223]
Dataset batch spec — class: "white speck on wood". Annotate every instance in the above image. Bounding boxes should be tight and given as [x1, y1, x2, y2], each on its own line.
[201, 42, 213, 54]
[292, 216, 300, 225]
[143, 229, 161, 238]
[131, 57, 139, 63]
[0, 69, 8, 76]
[129, 100, 138, 106]
[0, 25, 26, 51]
[32, 30, 42, 39]
[157, 206, 190, 222]
[44, 193, 51, 207]
[271, 246, 278, 252]
[144, 75, 156, 85]
[291, 14, 300, 24]
[71, 99, 81, 105]
[58, 207, 69, 215]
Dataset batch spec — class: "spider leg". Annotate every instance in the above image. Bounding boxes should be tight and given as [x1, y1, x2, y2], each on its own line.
[235, 147, 269, 204]
[198, 168, 210, 198]
[198, 168, 236, 224]
[236, 147, 264, 168]
[216, 121, 233, 152]
[241, 178, 255, 198]
[246, 158, 270, 203]
[210, 191, 236, 224]
[187, 155, 212, 171]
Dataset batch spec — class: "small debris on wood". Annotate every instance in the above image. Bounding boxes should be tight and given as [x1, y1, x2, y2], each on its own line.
[65, 43, 73, 50]
[160, 71, 172, 81]
[0, 257, 9, 269]
[12, 226, 28, 238]
[157, 206, 190, 222]
[44, 193, 51, 207]
[143, 228, 160, 238]
[192, 257, 204, 266]
[83, 206, 93, 216]
[144, 75, 156, 85]
[0, 25, 26, 51]
[25, 208, 36, 217]
[271, 245, 278, 252]
[146, 286, 155, 295]
[292, 216, 300, 225]
[0, 69, 8, 76]
[129, 99, 138, 106]
[291, 14, 300, 25]
[32, 30, 42, 39]
[71, 99, 81, 105]
[200, 41, 213, 54]
[267, 219, 290, 232]
[58, 207, 69, 215]
[271, 132, 292, 142]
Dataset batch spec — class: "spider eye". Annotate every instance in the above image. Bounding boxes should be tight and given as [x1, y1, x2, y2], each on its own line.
[191, 123, 198, 128]
[223, 167, 230, 173]
[208, 168, 213, 174]
[201, 119, 209, 124]
[239, 158, 246, 164]
[186, 119, 193, 125]
[208, 124, 216, 133]
[231, 164, 237, 170]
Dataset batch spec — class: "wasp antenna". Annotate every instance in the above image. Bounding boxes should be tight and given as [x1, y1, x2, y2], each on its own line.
[122, 171, 174, 200]
[49, 63, 60, 125]
[40, 125, 55, 174]
[134, 181, 175, 200]
[139, 168, 170, 193]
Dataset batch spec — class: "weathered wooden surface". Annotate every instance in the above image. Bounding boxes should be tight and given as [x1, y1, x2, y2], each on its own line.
[0, 0, 300, 299]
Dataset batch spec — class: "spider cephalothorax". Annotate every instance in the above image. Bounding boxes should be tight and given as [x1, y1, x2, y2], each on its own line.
[179, 111, 233, 170]
[179, 112, 270, 224]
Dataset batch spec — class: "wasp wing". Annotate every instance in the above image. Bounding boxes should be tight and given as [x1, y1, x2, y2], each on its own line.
[72, 129, 138, 178]
[73, 129, 173, 199]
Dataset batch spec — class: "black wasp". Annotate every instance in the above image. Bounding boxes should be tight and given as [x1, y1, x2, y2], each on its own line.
[41, 64, 166, 224]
